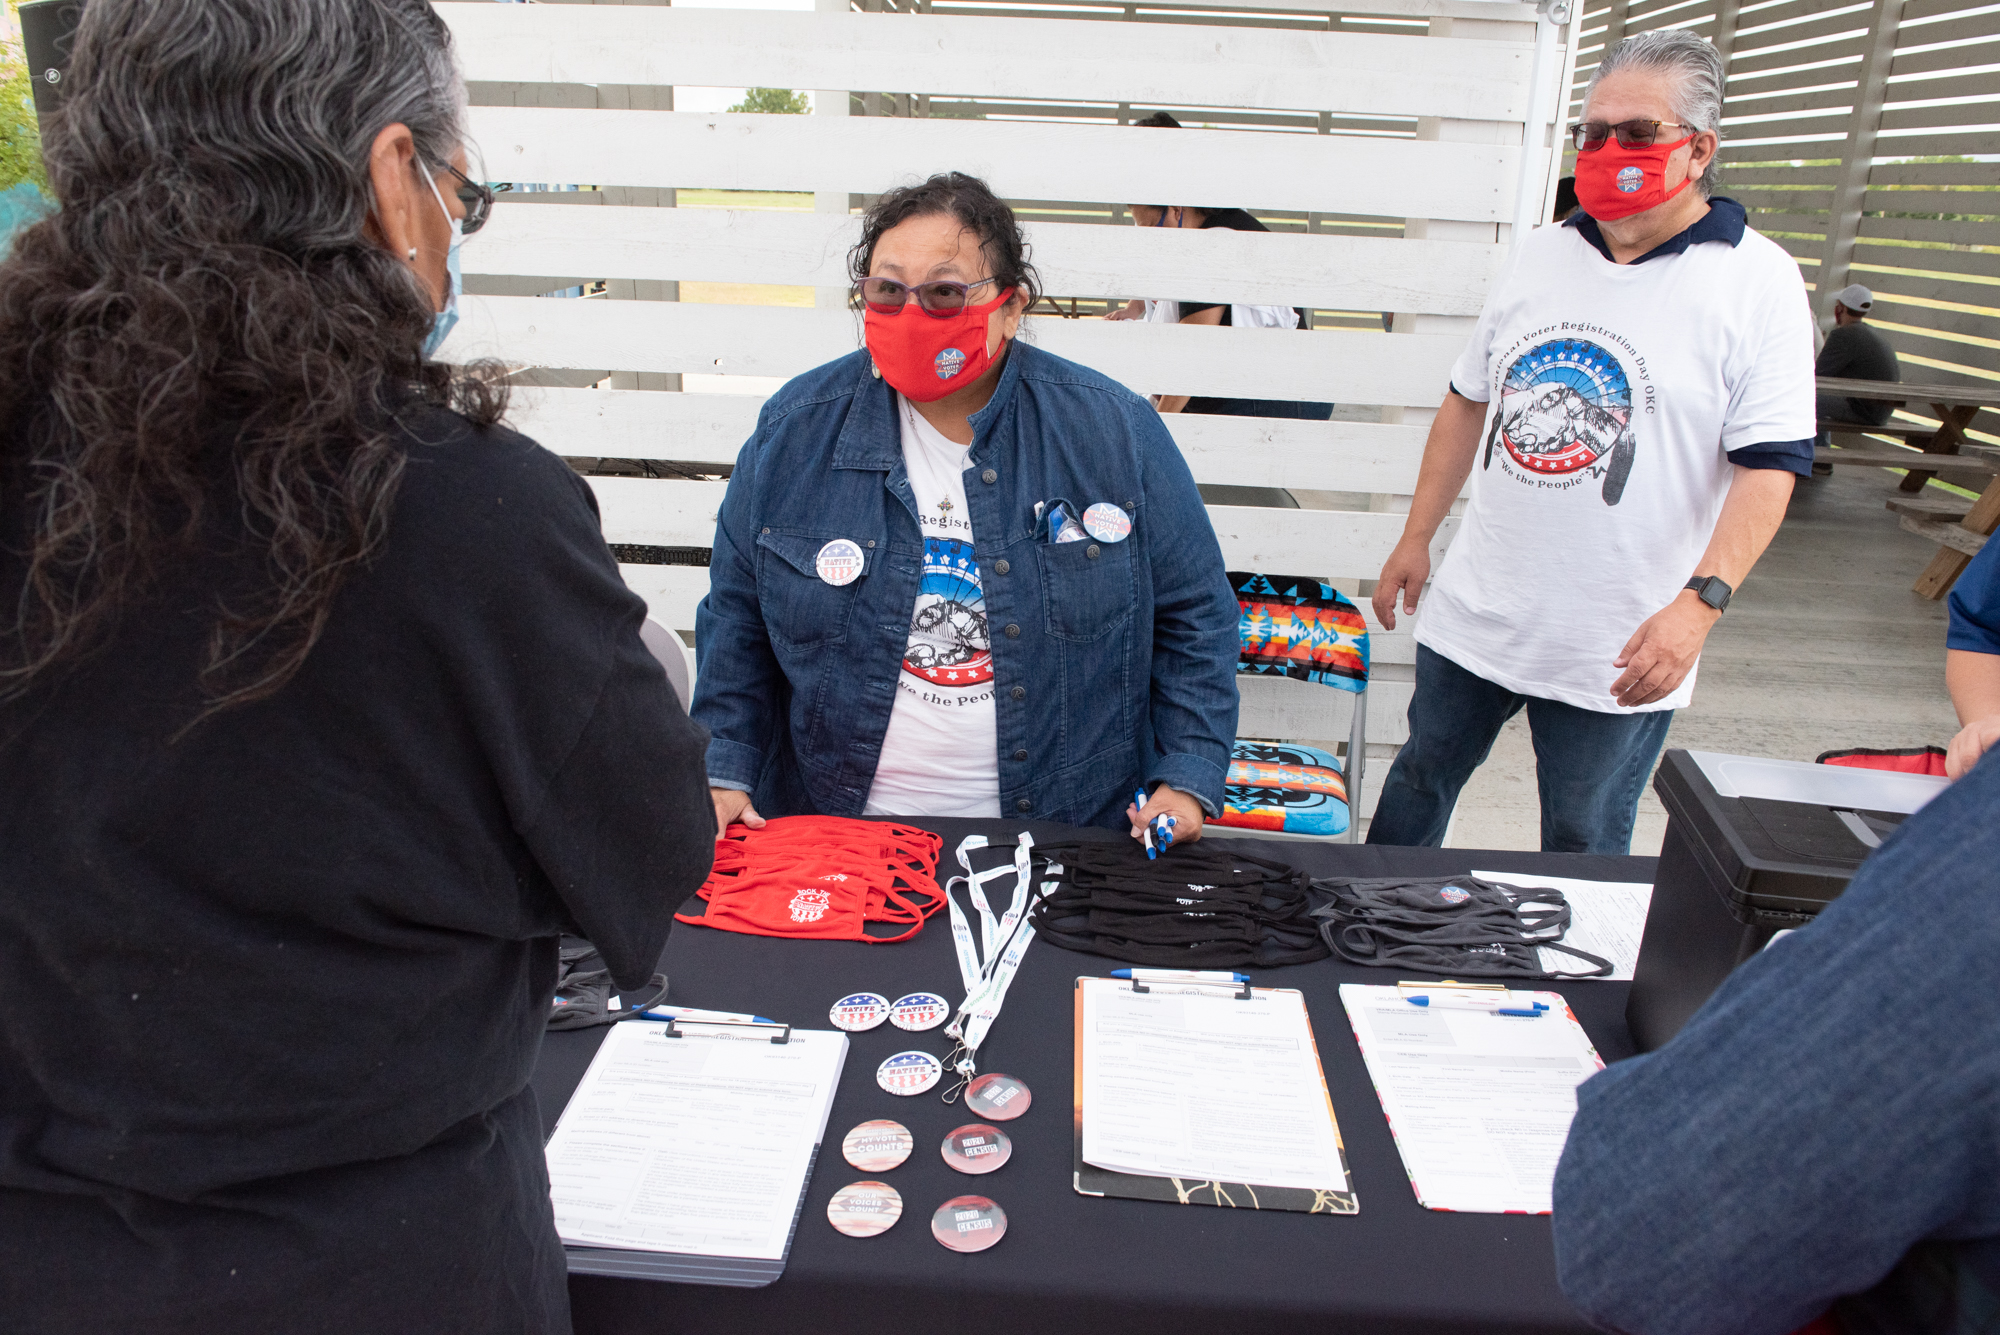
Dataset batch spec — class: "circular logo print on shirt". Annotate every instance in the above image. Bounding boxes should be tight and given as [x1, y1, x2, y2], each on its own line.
[1438, 885, 1471, 905]
[877, 1050, 944, 1096]
[1493, 337, 1633, 478]
[843, 1119, 914, 1172]
[903, 537, 993, 688]
[1081, 503, 1132, 544]
[934, 347, 967, 380]
[815, 538, 866, 587]
[828, 1181, 903, 1238]
[931, 1195, 1007, 1253]
[890, 992, 951, 1032]
[965, 1072, 1032, 1121]
[1616, 164, 1645, 194]
[829, 992, 890, 1031]
[942, 1124, 1012, 1175]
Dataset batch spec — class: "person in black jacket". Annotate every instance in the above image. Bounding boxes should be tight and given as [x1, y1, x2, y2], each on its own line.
[1816, 283, 1900, 432]
[0, 3, 714, 1332]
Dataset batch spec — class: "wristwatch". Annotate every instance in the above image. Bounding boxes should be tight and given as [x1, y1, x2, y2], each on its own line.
[1684, 575, 1733, 612]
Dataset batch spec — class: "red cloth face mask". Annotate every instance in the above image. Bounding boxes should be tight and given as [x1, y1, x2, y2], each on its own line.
[1574, 133, 1695, 221]
[677, 817, 946, 942]
[863, 286, 1015, 403]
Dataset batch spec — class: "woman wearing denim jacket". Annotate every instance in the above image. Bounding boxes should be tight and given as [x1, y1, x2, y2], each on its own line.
[693, 173, 1238, 844]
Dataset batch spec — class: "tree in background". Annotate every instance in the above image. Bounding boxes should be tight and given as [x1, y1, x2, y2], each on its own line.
[3, 0, 49, 197]
[728, 87, 808, 115]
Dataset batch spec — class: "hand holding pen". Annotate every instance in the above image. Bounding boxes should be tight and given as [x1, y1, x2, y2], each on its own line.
[1126, 784, 1203, 857]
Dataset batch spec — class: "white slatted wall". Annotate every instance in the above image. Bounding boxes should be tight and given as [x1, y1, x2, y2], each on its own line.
[436, 0, 1575, 816]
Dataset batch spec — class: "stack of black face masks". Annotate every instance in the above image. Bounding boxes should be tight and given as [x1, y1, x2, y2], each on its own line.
[1308, 876, 1613, 978]
[1030, 842, 1328, 968]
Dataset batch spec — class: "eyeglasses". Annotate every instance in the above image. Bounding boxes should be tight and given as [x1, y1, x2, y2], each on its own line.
[431, 160, 493, 235]
[1568, 119, 1691, 152]
[856, 276, 999, 317]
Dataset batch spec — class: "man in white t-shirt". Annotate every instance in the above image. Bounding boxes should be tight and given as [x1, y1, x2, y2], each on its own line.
[1367, 29, 1816, 854]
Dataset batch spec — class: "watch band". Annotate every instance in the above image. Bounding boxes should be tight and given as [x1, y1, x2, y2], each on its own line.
[1684, 575, 1732, 612]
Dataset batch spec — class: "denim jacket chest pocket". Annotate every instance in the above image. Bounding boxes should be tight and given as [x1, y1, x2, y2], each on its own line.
[756, 530, 876, 646]
[1036, 536, 1136, 642]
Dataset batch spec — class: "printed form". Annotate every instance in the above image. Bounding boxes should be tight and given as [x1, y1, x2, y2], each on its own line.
[1340, 984, 1603, 1214]
[544, 1022, 848, 1259]
[1079, 978, 1348, 1192]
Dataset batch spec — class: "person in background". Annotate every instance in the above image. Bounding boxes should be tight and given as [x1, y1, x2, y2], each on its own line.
[1551, 175, 1579, 222]
[694, 172, 1238, 847]
[1814, 282, 1900, 458]
[0, 3, 714, 1331]
[1367, 29, 1815, 854]
[1945, 534, 2000, 779]
[1106, 111, 1333, 426]
[1551, 743, 2000, 1335]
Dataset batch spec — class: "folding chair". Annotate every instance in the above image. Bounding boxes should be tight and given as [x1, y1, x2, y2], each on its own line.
[1205, 572, 1370, 843]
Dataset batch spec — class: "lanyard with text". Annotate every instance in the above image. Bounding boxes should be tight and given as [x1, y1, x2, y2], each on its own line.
[940, 832, 1057, 1101]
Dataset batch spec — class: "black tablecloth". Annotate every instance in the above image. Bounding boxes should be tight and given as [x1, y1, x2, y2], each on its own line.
[533, 822, 1655, 1335]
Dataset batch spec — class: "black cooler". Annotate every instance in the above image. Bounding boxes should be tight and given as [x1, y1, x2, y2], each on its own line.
[1627, 748, 1949, 1051]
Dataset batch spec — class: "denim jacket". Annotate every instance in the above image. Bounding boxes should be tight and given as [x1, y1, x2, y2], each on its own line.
[691, 339, 1239, 829]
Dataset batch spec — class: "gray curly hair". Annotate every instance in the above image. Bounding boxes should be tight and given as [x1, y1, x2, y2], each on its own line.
[1585, 29, 1726, 197]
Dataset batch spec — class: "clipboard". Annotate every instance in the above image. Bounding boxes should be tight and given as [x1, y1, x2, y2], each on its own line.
[1071, 976, 1358, 1215]
[544, 1018, 849, 1286]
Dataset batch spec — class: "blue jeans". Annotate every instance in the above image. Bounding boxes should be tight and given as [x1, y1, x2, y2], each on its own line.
[1366, 645, 1674, 854]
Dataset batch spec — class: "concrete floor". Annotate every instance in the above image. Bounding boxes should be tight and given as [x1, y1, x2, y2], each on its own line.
[1442, 466, 1966, 856]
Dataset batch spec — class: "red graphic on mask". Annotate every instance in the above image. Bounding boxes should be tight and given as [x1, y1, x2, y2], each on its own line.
[677, 817, 947, 942]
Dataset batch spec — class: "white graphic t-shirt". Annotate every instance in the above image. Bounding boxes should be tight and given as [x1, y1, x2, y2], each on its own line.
[862, 398, 1002, 818]
[1419, 215, 1815, 714]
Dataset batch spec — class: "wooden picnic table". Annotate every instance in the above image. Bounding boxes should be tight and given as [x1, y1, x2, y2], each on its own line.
[1814, 375, 2000, 599]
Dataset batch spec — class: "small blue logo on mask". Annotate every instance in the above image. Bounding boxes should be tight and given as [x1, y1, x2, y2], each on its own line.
[1616, 165, 1644, 194]
[934, 347, 966, 379]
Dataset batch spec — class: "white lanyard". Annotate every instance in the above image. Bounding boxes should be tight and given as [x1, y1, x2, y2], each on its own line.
[940, 833, 1056, 1098]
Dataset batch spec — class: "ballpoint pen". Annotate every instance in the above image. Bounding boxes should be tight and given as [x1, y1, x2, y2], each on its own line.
[1404, 994, 1548, 1018]
[1133, 788, 1155, 857]
[1112, 968, 1250, 983]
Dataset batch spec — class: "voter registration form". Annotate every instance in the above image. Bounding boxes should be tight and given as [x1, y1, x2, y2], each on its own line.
[1340, 984, 1603, 1214]
[1079, 977, 1349, 1193]
[544, 1021, 848, 1260]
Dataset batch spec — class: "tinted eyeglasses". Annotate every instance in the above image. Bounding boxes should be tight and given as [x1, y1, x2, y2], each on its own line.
[857, 276, 1000, 317]
[434, 160, 494, 235]
[1568, 119, 1691, 152]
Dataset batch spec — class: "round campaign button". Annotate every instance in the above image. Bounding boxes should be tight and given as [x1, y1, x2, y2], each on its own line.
[889, 992, 950, 1032]
[931, 1195, 1008, 1253]
[876, 1050, 943, 1097]
[829, 992, 890, 1032]
[827, 1181, 903, 1238]
[842, 1119, 914, 1173]
[964, 1072, 1033, 1122]
[1082, 502, 1132, 544]
[941, 1123, 1012, 1175]
[815, 538, 866, 587]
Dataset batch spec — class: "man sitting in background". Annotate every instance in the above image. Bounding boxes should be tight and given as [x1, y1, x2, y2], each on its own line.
[1816, 283, 1900, 437]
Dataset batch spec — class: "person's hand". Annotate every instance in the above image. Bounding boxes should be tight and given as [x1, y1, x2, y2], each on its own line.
[1126, 784, 1205, 850]
[1945, 715, 2000, 780]
[1610, 593, 1720, 708]
[711, 786, 765, 831]
[1105, 300, 1145, 321]
[1372, 538, 1431, 631]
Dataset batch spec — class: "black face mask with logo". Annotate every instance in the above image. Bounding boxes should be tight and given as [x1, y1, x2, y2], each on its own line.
[1307, 876, 1613, 979]
[1029, 841, 1329, 968]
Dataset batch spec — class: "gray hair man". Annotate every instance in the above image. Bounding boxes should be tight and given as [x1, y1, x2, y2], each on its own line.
[1368, 28, 1817, 854]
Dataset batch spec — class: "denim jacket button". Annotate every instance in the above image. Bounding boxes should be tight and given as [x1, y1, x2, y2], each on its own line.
[1016, 798, 1032, 813]
[1004, 623, 1020, 638]
[1010, 685, 1026, 701]
[982, 469, 997, 485]
[1013, 749, 1028, 762]
[1086, 544, 1100, 559]
[994, 559, 1010, 575]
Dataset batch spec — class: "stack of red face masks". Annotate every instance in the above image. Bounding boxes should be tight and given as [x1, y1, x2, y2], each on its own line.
[675, 816, 947, 943]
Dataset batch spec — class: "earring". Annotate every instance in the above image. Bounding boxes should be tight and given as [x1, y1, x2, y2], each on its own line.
[407, 247, 418, 261]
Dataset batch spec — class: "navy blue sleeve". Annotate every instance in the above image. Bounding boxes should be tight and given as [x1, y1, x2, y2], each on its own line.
[1947, 536, 2000, 655]
[1551, 752, 2000, 1335]
[1726, 437, 1815, 476]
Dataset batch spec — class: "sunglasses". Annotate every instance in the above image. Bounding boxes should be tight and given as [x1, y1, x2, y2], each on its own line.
[1568, 119, 1691, 152]
[857, 276, 1000, 317]
[432, 159, 494, 235]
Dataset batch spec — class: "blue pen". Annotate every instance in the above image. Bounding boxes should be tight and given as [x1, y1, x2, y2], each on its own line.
[1154, 814, 1176, 854]
[1134, 788, 1156, 858]
[1112, 968, 1250, 983]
